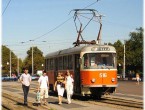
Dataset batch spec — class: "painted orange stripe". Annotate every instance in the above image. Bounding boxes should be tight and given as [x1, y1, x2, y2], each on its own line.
[80, 70, 117, 85]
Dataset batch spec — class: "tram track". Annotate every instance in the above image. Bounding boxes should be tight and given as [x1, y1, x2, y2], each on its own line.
[87, 96, 143, 109]
[3, 82, 143, 110]
[71, 94, 143, 109]
[2, 92, 52, 110]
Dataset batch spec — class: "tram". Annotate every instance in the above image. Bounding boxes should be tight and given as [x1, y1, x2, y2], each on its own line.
[45, 44, 117, 98]
[45, 9, 118, 99]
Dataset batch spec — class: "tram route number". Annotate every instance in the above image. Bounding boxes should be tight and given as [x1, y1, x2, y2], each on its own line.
[99, 73, 107, 78]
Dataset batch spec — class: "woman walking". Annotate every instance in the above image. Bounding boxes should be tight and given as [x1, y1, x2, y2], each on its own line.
[65, 70, 74, 104]
[54, 72, 65, 105]
[136, 73, 140, 85]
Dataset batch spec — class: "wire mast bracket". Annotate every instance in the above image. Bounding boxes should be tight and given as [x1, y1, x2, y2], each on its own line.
[72, 9, 103, 47]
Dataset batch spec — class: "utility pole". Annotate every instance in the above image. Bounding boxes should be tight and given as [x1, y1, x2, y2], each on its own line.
[32, 46, 34, 75]
[29, 40, 34, 75]
[17, 56, 19, 74]
[10, 50, 12, 77]
[123, 40, 126, 79]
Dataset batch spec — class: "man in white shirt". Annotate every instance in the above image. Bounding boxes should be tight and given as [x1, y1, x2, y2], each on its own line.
[38, 70, 49, 105]
[20, 68, 31, 106]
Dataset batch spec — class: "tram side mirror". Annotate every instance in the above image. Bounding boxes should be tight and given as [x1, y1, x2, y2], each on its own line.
[79, 58, 82, 64]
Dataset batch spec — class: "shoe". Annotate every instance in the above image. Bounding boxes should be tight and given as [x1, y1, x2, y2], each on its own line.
[58, 102, 62, 105]
[68, 102, 71, 104]
[24, 103, 28, 106]
[44, 102, 47, 105]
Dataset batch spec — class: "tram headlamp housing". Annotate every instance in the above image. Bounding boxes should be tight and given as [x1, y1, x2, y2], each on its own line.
[111, 78, 115, 82]
[91, 78, 96, 83]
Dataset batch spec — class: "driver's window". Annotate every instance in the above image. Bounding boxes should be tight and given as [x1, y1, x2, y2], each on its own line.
[84, 54, 89, 68]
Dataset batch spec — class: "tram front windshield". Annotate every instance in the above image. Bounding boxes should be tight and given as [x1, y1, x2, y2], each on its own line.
[83, 53, 116, 69]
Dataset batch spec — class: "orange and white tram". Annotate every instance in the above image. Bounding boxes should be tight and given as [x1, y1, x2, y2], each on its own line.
[45, 44, 118, 98]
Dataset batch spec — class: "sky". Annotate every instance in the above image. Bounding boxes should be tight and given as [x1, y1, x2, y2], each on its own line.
[2, 0, 144, 60]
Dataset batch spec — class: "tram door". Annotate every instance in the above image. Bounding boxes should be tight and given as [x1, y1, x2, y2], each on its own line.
[74, 54, 81, 93]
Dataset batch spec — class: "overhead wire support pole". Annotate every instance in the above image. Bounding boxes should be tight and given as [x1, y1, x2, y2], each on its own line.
[32, 46, 34, 75]
[30, 40, 34, 75]
[10, 49, 12, 77]
[17, 56, 19, 74]
[123, 40, 126, 79]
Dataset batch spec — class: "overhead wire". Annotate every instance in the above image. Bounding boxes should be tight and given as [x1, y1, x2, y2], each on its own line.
[2, 0, 12, 16]
[32, 16, 73, 41]
[24, 0, 100, 42]
[83, 0, 100, 9]
[4, 0, 100, 56]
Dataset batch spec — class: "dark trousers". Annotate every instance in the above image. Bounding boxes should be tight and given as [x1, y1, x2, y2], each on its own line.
[22, 84, 30, 103]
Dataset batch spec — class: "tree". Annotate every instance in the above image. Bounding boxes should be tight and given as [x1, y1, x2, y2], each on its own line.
[113, 40, 124, 74]
[113, 40, 124, 65]
[125, 27, 143, 72]
[2, 45, 22, 76]
[23, 46, 45, 74]
[112, 27, 143, 75]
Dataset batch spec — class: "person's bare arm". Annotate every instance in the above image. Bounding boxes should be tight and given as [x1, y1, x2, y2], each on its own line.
[54, 81, 57, 91]
[19, 75, 23, 83]
[47, 77, 49, 88]
[38, 77, 41, 90]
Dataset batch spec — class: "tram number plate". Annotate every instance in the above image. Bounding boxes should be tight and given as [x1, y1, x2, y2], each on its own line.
[99, 73, 107, 78]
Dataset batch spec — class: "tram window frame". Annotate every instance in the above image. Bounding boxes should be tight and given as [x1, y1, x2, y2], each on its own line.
[63, 56, 68, 70]
[58, 57, 63, 70]
[68, 55, 73, 69]
[50, 59, 54, 70]
[113, 53, 117, 68]
[47, 59, 50, 70]
[45, 59, 48, 71]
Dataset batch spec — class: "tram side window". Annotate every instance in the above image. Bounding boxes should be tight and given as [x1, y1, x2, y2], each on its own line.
[45, 59, 48, 71]
[48, 59, 50, 70]
[68, 55, 73, 69]
[58, 57, 63, 70]
[50, 59, 54, 70]
[63, 56, 68, 70]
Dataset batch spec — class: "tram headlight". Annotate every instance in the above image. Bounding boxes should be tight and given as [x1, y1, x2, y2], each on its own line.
[111, 78, 115, 82]
[91, 78, 96, 83]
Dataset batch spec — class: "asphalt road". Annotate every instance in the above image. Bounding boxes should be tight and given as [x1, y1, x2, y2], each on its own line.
[2, 80, 143, 110]
[116, 80, 143, 96]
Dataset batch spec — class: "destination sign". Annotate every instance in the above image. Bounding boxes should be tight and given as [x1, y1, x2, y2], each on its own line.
[91, 47, 110, 51]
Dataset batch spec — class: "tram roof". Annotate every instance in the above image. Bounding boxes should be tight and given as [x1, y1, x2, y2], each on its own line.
[45, 44, 116, 58]
[45, 46, 85, 58]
